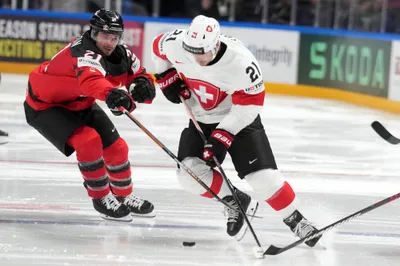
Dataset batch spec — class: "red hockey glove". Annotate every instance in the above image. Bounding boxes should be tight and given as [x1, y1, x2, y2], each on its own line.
[154, 68, 190, 104]
[202, 129, 234, 168]
[106, 89, 136, 116]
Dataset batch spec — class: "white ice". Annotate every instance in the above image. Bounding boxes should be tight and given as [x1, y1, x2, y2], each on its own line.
[1, 73, 400, 266]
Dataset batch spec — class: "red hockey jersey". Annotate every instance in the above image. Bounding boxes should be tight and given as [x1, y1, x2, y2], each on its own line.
[26, 31, 150, 111]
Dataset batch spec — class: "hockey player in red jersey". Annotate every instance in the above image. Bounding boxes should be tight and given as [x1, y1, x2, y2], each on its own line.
[151, 15, 322, 246]
[24, 9, 156, 221]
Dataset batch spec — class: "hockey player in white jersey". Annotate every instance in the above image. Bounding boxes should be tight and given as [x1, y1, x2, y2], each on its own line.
[151, 15, 321, 246]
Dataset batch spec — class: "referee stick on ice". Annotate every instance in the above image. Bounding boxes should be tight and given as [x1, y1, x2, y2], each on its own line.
[179, 96, 265, 259]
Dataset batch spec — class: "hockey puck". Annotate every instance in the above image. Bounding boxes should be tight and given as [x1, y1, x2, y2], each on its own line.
[182, 241, 196, 247]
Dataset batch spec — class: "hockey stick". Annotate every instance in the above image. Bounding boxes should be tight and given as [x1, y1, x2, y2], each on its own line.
[179, 96, 263, 251]
[264, 191, 400, 255]
[118, 107, 257, 216]
[371, 121, 400, 145]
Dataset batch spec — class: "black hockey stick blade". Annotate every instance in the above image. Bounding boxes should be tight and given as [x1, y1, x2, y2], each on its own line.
[371, 121, 400, 145]
[264, 245, 281, 255]
[264, 191, 400, 255]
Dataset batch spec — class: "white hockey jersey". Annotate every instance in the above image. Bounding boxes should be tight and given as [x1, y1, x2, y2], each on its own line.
[151, 29, 265, 135]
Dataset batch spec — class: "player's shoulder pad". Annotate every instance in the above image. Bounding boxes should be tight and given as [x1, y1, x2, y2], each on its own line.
[115, 43, 131, 62]
[220, 34, 245, 46]
[152, 29, 186, 60]
[70, 36, 107, 76]
[119, 41, 141, 74]
[69, 35, 89, 57]
[225, 44, 264, 94]
[69, 33, 105, 58]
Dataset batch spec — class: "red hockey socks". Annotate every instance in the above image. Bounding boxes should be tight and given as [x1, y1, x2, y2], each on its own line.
[67, 126, 109, 199]
[103, 138, 133, 197]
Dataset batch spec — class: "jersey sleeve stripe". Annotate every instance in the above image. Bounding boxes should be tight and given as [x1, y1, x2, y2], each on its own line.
[152, 34, 168, 60]
[232, 90, 265, 106]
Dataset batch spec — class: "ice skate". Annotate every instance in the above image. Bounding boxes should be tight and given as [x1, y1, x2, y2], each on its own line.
[223, 188, 258, 241]
[117, 194, 155, 218]
[283, 210, 322, 247]
[92, 192, 132, 222]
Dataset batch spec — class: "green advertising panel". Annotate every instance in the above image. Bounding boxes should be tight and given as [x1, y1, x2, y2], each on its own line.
[298, 34, 391, 98]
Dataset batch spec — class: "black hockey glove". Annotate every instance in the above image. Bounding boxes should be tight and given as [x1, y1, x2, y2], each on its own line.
[106, 89, 136, 116]
[128, 75, 156, 103]
[154, 68, 191, 104]
[202, 129, 234, 168]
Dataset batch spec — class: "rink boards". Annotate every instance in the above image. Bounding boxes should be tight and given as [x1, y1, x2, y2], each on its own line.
[1, 9, 400, 112]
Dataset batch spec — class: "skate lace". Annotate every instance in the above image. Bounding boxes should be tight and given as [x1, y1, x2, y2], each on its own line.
[124, 194, 145, 210]
[224, 200, 239, 223]
[293, 219, 315, 238]
[101, 194, 121, 211]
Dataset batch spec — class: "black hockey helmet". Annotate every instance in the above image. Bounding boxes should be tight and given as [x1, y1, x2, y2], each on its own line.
[89, 8, 124, 36]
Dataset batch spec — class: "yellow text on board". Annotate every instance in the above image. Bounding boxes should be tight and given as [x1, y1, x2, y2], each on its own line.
[0, 39, 67, 60]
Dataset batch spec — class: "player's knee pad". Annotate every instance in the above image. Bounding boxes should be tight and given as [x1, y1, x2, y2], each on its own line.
[177, 157, 213, 194]
[103, 137, 129, 165]
[68, 126, 103, 162]
[245, 169, 295, 211]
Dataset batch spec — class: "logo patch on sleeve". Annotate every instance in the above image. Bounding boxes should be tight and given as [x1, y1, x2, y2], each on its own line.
[77, 57, 106, 76]
[244, 81, 264, 94]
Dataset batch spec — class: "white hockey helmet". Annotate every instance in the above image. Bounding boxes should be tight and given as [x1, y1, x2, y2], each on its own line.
[182, 15, 221, 55]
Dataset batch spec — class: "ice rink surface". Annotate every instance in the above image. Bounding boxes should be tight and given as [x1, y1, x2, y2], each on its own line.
[1, 73, 400, 266]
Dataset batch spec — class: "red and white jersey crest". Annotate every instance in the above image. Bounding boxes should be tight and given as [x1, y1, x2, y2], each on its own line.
[185, 79, 227, 110]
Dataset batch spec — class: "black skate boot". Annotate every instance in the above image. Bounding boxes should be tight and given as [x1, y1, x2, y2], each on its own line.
[116, 194, 155, 218]
[223, 188, 258, 241]
[92, 192, 132, 222]
[283, 210, 321, 247]
[0, 129, 8, 144]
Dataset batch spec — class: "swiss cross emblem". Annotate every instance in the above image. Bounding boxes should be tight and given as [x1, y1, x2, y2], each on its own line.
[181, 89, 191, 98]
[206, 25, 213, 32]
[195, 85, 214, 103]
[185, 79, 225, 110]
[203, 150, 211, 160]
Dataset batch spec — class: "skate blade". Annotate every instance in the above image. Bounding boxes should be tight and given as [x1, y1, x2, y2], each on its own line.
[100, 214, 133, 222]
[235, 200, 259, 242]
[313, 238, 327, 250]
[130, 211, 156, 218]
